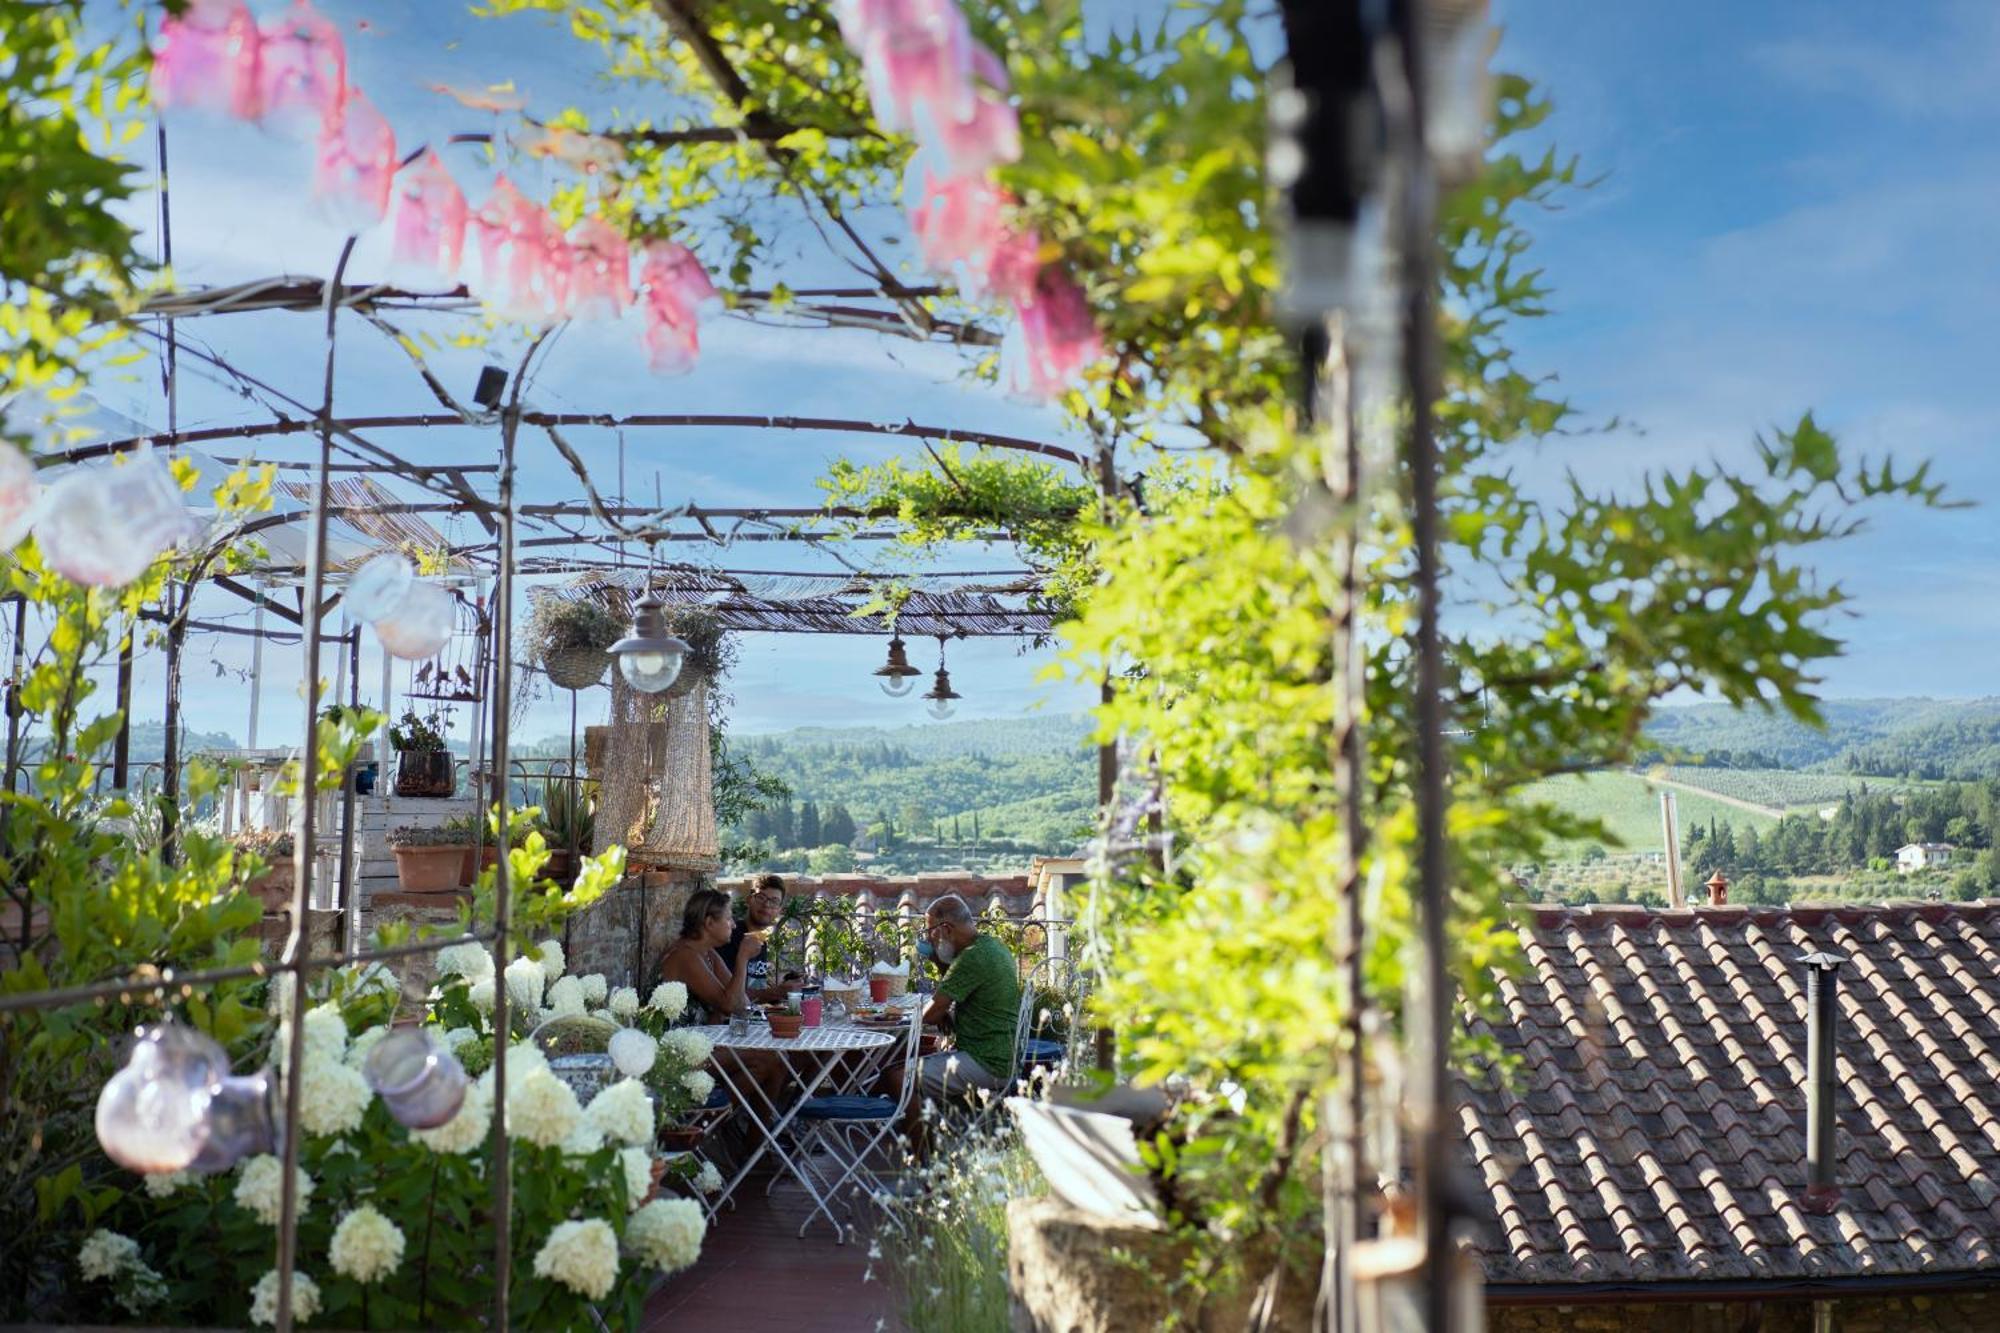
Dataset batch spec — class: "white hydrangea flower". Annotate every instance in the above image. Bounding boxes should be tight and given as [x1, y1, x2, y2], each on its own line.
[694, 1161, 723, 1195]
[504, 955, 545, 1011]
[562, 1119, 606, 1157]
[505, 1067, 582, 1148]
[608, 1028, 656, 1078]
[608, 986, 639, 1018]
[234, 1154, 314, 1227]
[661, 1027, 711, 1066]
[411, 1082, 492, 1155]
[546, 975, 587, 1018]
[534, 1218, 619, 1300]
[620, 1147, 654, 1208]
[536, 938, 565, 981]
[249, 1269, 320, 1327]
[297, 1060, 372, 1138]
[647, 981, 688, 1019]
[625, 1198, 705, 1273]
[476, 1042, 549, 1094]
[329, 1205, 405, 1285]
[141, 1169, 191, 1199]
[79, 1229, 140, 1281]
[442, 1026, 476, 1051]
[579, 973, 608, 1004]
[681, 1069, 715, 1104]
[467, 977, 496, 1014]
[582, 1077, 654, 1147]
[435, 942, 495, 980]
[304, 1004, 348, 1060]
[345, 1024, 389, 1070]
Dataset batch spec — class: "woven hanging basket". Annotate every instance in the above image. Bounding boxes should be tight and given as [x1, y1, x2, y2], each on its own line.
[544, 645, 610, 691]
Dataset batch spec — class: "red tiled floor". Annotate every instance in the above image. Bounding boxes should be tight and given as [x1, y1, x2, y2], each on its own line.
[642, 1172, 904, 1333]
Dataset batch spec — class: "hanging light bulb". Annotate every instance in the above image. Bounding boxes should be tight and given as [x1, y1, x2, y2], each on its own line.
[873, 635, 922, 697]
[609, 589, 691, 694]
[921, 636, 962, 720]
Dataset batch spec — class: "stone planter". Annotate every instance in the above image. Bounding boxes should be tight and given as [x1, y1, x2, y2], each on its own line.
[244, 862, 296, 915]
[394, 749, 455, 797]
[393, 844, 472, 893]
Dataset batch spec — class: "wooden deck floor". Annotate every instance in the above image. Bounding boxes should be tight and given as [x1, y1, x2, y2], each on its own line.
[643, 1171, 904, 1333]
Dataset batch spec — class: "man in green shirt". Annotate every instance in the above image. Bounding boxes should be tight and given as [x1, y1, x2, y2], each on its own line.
[912, 893, 1020, 1102]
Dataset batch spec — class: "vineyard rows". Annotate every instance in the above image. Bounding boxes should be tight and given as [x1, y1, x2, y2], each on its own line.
[1654, 767, 1895, 810]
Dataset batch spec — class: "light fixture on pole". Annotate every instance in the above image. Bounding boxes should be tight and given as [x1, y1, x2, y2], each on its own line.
[873, 635, 922, 697]
[922, 636, 962, 720]
[608, 588, 690, 694]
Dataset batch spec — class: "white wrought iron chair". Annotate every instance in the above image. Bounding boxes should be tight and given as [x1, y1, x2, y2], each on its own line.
[785, 1002, 926, 1241]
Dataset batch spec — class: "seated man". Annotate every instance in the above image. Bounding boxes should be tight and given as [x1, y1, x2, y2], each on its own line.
[717, 873, 799, 1005]
[901, 893, 1020, 1109]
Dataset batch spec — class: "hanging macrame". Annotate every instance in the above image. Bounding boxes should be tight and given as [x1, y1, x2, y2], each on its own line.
[633, 670, 718, 870]
[592, 672, 665, 859]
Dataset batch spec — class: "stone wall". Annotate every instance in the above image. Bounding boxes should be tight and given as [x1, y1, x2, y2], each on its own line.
[716, 870, 1040, 918]
[1489, 1292, 2000, 1333]
[561, 868, 706, 990]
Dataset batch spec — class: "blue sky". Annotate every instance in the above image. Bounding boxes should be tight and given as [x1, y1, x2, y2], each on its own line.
[78, 1, 1999, 752]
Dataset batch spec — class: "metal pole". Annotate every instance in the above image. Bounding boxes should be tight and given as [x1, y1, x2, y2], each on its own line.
[112, 615, 134, 789]
[487, 398, 522, 1327]
[4, 597, 24, 794]
[337, 627, 361, 954]
[1385, 2, 1455, 1324]
[248, 584, 266, 749]
[274, 235, 355, 1333]
[160, 583, 186, 863]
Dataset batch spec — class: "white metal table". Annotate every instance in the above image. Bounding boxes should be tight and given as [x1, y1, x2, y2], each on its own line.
[692, 1020, 899, 1240]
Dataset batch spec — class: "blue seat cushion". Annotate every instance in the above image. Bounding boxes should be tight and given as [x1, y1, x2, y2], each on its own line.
[1020, 1037, 1065, 1067]
[702, 1086, 732, 1110]
[796, 1094, 897, 1121]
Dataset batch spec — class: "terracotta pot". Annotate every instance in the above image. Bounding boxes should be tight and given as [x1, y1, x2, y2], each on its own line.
[394, 749, 455, 798]
[393, 844, 471, 893]
[542, 849, 576, 885]
[244, 862, 296, 915]
[767, 1012, 805, 1039]
[457, 844, 501, 887]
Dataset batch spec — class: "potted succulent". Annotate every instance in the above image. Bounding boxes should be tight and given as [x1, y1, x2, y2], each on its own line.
[388, 708, 454, 797]
[387, 823, 473, 893]
[232, 829, 296, 915]
[766, 996, 805, 1040]
[537, 773, 596, 883]
[526, 596, 625, 691]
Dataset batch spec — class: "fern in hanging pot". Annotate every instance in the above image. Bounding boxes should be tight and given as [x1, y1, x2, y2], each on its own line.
[529, 596, 625, 691]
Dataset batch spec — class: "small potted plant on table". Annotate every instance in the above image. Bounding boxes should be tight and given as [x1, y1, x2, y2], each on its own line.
[389, 708, 454, 797]
[528, 596, 625, 692]
[388, 823, 473, 893]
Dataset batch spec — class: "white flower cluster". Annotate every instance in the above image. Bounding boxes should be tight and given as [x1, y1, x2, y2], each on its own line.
[694, 1161, 723, 1195]
[536, 938, 566, 980]
[329, 1205, 405, 1285]
[249, 1269, 321, 1327]
[620, 1146, 654, 1208]
[477, 1042, 549, 1094]
[532, 1217, 619, 1300]
[505, 1067, 582, 1148]
[141, 1169, 191, 1199]
[647, 981, 688, 1019]
[345, 1024, 389, 1070]
[435, 941, 494, 980]
[608, 986, 640, 1018]
[77, 1229, 166, 1315]
[562, 1120, 606, 1157]
[583, 1078, 655, 1147]
[546, 974, 587, 1018]
[412, 1081, 492, 1155]
[681, 1069, 715, 1104]
[234, 1154, 314, 1227]
[468, 977, 496, 1013]
[625, 1198, 705, 1273]
[296, 1058, 372, 1137]
[608, 1027, 657, 1078]
[504, 955, 546, 1010]
[579, 973, 608, 1005]
[660, 1027, 711, 1066]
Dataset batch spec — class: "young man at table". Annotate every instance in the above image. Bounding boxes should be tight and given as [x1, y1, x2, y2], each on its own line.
[717, 873, 801, 1005]
[881, 894, 1020, 1130]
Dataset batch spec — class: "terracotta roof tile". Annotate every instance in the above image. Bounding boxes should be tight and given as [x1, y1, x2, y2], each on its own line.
[1462, 900, 2000, 1286]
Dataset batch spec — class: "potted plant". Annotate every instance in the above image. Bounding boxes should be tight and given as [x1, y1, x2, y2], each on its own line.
[526, 596, 625, 691]
[537, 773, 596, 883]
[387, 823, 473, 893]
[767, 996, 804, 1039]
[388, 709, 454, 797]
[232, 829, 296, 915]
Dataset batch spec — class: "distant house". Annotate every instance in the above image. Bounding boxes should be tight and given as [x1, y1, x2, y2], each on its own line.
[1465, 900, 2000, 1330]
[1896, 842, 1956, 873]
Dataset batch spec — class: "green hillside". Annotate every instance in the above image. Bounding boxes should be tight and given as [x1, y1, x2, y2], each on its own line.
[1523, 771, 1777, 856]
[1642, 697, 2000, 777]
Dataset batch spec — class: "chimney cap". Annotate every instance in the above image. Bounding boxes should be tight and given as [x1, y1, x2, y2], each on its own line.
[1704, 870, 1730, 905]
[1800, 950, 1846, 971]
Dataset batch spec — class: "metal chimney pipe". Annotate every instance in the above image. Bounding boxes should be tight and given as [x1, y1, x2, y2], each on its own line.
[1801, 950, 1845, 1214]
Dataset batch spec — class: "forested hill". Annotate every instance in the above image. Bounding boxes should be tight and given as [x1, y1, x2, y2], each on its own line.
[1641, 698, 2000, 779]
[723, 715, 1097, 872]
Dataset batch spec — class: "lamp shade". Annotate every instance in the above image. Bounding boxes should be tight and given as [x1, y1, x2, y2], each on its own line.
[609, 591, 691, 695]
[873, 635, 922, 697]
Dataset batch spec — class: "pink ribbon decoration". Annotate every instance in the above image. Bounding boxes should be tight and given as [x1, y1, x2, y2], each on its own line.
[638, 240, 717, 374]
[980, 227, 1043, 306]
[388, 150, 468, 284]
[0, 444, 42, 551]
[565, 218, 634, 322]
[313, 87, 397, 231]
[861, 2, 976, 135]
[152, 0, 262, 120]
[906, 165, 1007, 280]
[33, 452, 198, 588]
[471, 177, 556, 322]
[255, 0, 346, 137]
[1004, 264, 1102, 400]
